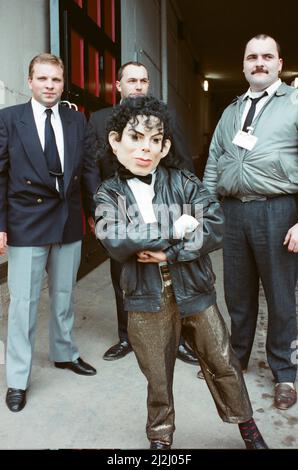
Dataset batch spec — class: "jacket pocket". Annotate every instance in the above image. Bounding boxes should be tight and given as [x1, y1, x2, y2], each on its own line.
[217, 152, 235, 175]
[278, 152, 298, 184]
[180, 255, 215, 295]
[120, 260, 137, 295]
[120, 262, 161, 297]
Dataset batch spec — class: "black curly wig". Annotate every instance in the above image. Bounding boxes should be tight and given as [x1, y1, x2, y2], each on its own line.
[103, 96, 181, 170]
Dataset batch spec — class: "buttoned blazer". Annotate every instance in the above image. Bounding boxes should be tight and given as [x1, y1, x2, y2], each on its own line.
[0, 101, 100, 246]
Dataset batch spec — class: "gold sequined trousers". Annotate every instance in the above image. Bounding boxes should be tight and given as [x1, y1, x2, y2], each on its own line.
[128, 281, 253, 445]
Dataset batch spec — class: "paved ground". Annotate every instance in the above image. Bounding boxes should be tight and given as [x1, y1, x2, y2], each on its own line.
[0, 250, 297, 450]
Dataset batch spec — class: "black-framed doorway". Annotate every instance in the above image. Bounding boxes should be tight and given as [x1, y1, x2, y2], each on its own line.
[50, 0, 121, 278]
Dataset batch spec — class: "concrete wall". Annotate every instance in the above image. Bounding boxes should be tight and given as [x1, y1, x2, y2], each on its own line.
[0, 0, 208, 166]
[0, 0, 49, 109]
[0, 0, 49, 282]
[120, 0, 209, 171]
[167, 2, 204, 165]
[121, 0, 161, 98]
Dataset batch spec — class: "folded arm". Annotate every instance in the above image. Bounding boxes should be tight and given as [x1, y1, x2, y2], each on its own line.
[95, 190, 175, 263]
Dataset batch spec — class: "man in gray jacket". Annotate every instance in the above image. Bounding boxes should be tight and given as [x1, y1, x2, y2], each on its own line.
[203, 34, 298, 410]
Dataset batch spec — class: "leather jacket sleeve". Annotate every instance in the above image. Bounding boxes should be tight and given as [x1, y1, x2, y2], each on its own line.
[164, 173, 224, 263]
[94, 188, 177, 263]
[94, 171, 223, 264]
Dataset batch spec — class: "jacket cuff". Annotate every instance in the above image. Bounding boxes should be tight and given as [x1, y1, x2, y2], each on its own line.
[164, 242, 183, 263]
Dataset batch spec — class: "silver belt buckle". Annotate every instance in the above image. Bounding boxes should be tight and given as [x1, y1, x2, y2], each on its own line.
[239, 196, 253, 202]
[238, 195, 267, 203]
[163, 279, 172, 287]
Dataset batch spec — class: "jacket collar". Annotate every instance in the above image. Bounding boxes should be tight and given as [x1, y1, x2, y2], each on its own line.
[17, 101, 54, 188]
[233, 81, 288, 106]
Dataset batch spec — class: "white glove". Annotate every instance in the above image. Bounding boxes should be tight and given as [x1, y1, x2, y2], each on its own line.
[174, 214, 199, 239]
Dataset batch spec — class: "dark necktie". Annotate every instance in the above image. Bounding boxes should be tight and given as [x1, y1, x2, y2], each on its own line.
[118, 166, 153, 185]
[242, 92, 267, 133]
[44, 108, 64, 193]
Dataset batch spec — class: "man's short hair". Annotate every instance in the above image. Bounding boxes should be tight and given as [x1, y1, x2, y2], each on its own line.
[245, 34, 281, 57]
[28, 53, 64, 79]
[117, 61, 149, 81]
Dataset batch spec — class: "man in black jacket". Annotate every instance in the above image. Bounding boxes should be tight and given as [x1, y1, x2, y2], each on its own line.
[94, 96, 268, 450]
[87, 61, 198, 364]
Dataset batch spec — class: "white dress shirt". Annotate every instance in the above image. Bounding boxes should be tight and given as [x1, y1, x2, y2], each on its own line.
[127, 171, 157, 223]
[127, 170, 198, 238]
[31, 97, 64, 171]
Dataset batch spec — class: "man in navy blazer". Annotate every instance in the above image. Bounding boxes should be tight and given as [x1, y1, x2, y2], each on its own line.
[0, 53, 100, 412]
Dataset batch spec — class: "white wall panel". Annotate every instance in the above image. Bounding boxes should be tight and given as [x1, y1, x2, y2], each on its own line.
[0, 0, 49, 108]
[121, 0, 161, 98]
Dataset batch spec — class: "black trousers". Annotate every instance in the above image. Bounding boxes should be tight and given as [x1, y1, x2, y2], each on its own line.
[110, 258, 128, 342]
[223, 195, 298, 383]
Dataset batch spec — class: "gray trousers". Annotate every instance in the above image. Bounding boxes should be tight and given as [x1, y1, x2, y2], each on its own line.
[128, 283, 253, 445]
[6, 242, 81, 390]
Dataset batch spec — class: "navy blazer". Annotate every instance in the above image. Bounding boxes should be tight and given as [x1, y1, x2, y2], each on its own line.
[0, 101, 100, 246]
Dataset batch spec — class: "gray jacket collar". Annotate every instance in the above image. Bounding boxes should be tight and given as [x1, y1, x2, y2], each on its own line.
[232, 81, 288, 106]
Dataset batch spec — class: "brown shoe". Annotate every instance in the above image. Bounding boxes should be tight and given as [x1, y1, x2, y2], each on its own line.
[274, 383, 297, 410]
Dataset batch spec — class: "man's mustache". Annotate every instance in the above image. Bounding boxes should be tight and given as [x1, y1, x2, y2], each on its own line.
[252, 68, 268, 74]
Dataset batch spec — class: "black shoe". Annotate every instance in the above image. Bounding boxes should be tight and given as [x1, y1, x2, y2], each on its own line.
[103, 340, 133, 361]
[244, 433, 269, 449]
[177, 344, 199, 365]
[6, 388, 26, 412]
[150, 441, 171, 450]
[54, 357, 97, 375]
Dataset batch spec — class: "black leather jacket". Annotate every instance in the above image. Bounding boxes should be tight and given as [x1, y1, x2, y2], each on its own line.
[95, 166, 224, 316]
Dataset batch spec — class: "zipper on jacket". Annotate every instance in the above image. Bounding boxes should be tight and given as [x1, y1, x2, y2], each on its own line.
[158, 264, 165, 293]
[115, 191, 133, 224]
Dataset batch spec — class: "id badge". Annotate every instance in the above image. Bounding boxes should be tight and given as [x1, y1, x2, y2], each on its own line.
[232, 130, 258, 151]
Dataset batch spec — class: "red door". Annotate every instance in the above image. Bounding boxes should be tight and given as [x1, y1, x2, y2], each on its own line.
[50, 0, 121, 277]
